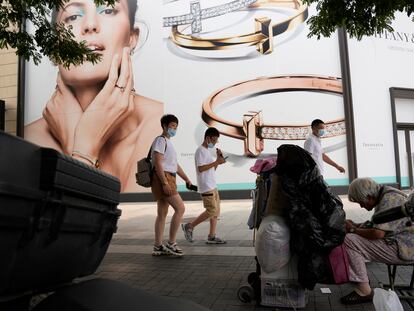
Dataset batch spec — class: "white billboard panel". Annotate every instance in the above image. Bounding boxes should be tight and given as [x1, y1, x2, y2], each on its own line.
[348, 12, 414, 184]
[24, 0, 348, 192]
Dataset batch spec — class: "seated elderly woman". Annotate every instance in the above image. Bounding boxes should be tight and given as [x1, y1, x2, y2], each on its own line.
[341, 177, 414, 305]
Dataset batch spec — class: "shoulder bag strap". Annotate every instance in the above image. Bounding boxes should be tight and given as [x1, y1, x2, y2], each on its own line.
[148, 136, 168, 160]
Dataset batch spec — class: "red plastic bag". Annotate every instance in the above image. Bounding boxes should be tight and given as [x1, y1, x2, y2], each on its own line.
[328, 244, 350, 284]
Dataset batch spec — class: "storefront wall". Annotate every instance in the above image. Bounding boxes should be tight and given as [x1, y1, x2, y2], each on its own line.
[0, 48, 18, 135]
[7, 2, 414, 197]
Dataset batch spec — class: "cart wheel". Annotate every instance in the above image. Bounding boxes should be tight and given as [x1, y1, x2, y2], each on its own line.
[237, 285, 255, 303]
[247, 272, 259, 285]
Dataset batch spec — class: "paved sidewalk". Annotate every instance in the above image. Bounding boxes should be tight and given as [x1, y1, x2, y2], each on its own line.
[93, 196, 414, 310]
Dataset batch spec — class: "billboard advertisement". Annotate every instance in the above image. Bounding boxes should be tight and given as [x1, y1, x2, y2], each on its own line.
[24, 0, 348, 193]
[347, 12, 414, 185]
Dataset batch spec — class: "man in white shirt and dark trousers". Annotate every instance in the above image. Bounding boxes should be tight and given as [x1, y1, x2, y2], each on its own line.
[304, 119, 345, 175]
[182, 127, 227, 244]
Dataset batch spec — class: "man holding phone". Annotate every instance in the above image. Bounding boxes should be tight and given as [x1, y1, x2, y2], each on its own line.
[182, 127, 226, 244]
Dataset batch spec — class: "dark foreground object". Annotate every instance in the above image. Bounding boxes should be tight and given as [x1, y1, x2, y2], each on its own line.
[33, 278, 210, 311]
[0, 132, 209, 311]
[0, 132, 121, 297]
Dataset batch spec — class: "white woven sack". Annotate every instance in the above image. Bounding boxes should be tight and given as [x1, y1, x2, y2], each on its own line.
[255, 215, 290, 273]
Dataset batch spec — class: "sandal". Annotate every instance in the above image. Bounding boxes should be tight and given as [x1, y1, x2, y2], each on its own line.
[340, 290, 373, 305]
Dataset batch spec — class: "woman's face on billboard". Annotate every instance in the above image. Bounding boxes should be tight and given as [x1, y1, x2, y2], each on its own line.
[56, 0, 137, 87]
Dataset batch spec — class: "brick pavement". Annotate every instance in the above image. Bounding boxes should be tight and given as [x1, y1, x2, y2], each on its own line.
[90, 198, 414, 310]
[95, 247, 414, 311]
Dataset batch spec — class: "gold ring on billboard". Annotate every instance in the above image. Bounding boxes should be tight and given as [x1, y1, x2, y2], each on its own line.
[115, 84, 125, 92]
[201, 75, 346, 157]
[164, 0, 258, 34]
[170, 0, 308, 54]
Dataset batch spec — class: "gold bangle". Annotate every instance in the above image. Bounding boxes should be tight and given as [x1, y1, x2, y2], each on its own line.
[72, 151, 100, 168]
[170, 0, 308, 54]
[201, 75, 346, 157]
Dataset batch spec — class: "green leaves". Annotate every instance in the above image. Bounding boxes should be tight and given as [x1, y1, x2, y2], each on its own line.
[302, 0, 414, 39]
[0, 0, 116, 67]
[2, 0, 413, 64]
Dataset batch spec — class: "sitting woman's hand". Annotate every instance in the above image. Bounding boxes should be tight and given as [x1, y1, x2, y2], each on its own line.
[43, 73, 83, 154]
[73, 47, 135, 159]
[345, 220, 356, 232]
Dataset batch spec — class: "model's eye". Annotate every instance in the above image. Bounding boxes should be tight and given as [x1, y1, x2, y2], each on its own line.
[64, 14, 81, 22]
[62, 9, 84, 23]
[102, 8, 114, 14]
[97, 6, 118, 15]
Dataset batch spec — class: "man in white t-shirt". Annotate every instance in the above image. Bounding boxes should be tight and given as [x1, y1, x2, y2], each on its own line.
[151, 114, 193, 257]
[181, 127, 226, 244]
[304, 119, 345, 175]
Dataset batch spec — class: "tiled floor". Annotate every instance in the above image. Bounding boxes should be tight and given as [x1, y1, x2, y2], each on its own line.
[92, 197, 414, 310]
[96, 250, 414, 310]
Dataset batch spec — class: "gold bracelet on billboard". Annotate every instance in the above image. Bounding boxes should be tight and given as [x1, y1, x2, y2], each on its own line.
[169, 0, 308, 54]
[72, 151, 100, 168]
[201, 75, 346, 157]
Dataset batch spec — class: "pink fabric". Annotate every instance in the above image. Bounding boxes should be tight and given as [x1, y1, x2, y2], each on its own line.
[344, 233, 411, 283]
[250, 157, 277, 174]
[329, 244, 350, 284]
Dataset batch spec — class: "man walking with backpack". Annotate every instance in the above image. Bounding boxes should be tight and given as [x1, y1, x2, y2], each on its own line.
[151, 114, 193, 257]
[182, 127, 227, 244]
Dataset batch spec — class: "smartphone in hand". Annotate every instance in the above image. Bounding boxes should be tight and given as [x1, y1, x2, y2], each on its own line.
[186, 182, 198, 192]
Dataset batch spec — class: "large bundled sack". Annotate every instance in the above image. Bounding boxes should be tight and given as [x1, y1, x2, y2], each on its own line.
[255, 215, 290, 273]
[275, 144, 346, 289]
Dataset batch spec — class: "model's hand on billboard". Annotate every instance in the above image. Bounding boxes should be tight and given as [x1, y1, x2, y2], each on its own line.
[73, 47, 134, 159]
[43, 73, 82, 154]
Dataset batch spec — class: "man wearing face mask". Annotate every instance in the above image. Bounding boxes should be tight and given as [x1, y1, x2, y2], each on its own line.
[181, 127, 227, 244]
[304, 119, 345, 175]
[151, 114, 193, 257]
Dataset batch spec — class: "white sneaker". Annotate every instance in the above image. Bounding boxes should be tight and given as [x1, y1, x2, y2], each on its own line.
[206, 235, 226, 244]
[165, 241, 184, 257]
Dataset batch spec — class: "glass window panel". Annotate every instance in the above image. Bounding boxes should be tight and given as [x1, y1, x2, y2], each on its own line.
[398, 130, 410, 187]
[410, 131, 414, 187]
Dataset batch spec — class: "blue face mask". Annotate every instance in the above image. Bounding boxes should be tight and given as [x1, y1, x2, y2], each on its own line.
[318, 129, 326, 137]
[207, 143, 215, 149]
[167, 128, 176, 137]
